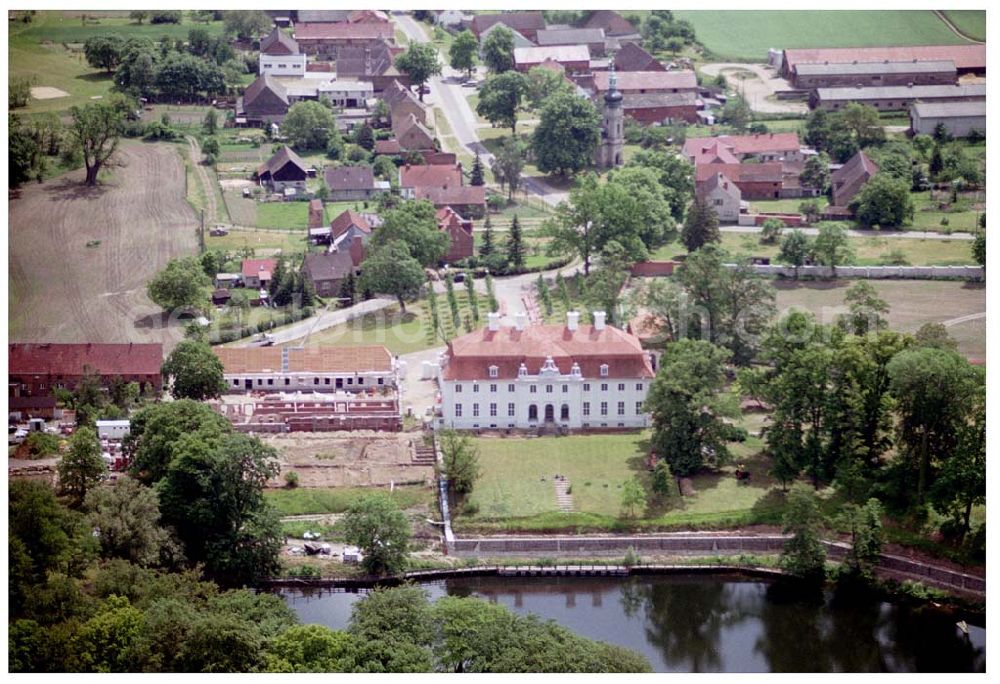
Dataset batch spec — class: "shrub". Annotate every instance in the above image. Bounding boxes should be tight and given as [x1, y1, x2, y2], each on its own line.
[623, 547, 640, 567]
[284, 471, 300, 488]
[21, 432, 61, 459]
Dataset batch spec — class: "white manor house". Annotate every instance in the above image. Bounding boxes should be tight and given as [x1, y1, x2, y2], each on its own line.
[437, 311, 654, 431]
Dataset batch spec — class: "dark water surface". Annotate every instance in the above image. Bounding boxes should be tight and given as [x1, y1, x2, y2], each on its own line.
[279, 575, 985, 672]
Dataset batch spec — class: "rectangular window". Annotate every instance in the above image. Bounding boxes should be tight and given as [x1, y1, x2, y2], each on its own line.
[508, 403, 515, 417]
[490, 403, 497, 417]
[347, 378, 353, 385]
[583, 402, 590, 416]
[473, 384, 479, 393]
[268, 379, 274, 385]
[618, 383, 625, 391]
[636, 383, 643, 391]
[508, 384, 515, 392]
[473, 403, 480, 417]
[489, 367, 498, 378]
[284, 378, 290, 386]
[233, 379, 239, 386]
[562, 385, 568, 393]
[490, 384, 497, 393]
[617, 401, 625, 416]
[583, 383, 590, 391]
[324, 378, 330, 385]
[601, 383, 608, 392]
[259, 379, 264, 386]
[600, 365, 609, 377]
[378, 377, 384, 385]
[455, 384, 463, 393]
[600, 402, 608, 416]
[636, 401, 644, 414]
[530, 385, 537, 394]
[358, 377, 364, 385]
[546, 385, 553, 393]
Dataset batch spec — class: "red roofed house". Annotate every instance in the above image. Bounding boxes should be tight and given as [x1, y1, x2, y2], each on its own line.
[613, 42, 665, 72]
[829, 150, 879, 213]
[394, 113, 437, 151]
[374, 139, 403, 156]
[695, 163, 785, 200]
[582, 10, 642, 42]
[683, 133, 804, 164]
[293, 21, 395, 60]
[330, 209, 373, 251]
[242, 258, 278, 289]
[437, 207, 475, 263]
[214, 345, 395, 393]
[9, 342, 164, 400]
[470, 12, 545, 42]
[438, 311, 653, 430]
[592, 70, 697, 95]
[695, 171, 743, 222]
[399, 162, 485, 218]
[513, 45, 591, 76]
[780, 44, 986, 78]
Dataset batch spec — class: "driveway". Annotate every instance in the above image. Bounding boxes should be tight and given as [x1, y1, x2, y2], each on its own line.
[228, 297, 396, 347]
[700, 63, 807, 115]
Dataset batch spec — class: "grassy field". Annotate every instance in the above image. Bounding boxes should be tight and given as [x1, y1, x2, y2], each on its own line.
[457, 432, 780, 531]
[205, 229, 309, 255]
[9, 11, 225, 116]
[265, 485, 432, 516]
[940, 10, 986, 42]
[673, 10, 974, 62]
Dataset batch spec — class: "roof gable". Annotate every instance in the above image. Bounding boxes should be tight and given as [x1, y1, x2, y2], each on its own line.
[261, 27, 299, 55]
[582, 10, 639, 37]
[324, 165, 376, 191]
[9, 343, 163, 377]
[257, 145, 309, 179]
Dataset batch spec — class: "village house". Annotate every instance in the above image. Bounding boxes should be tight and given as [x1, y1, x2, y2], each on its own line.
[790, 59, 957, 90]
[470, 11, 545, 42]
[399, 162, 485, 219]
[437, 206, 475, 263]
[258, 27, 306, 77]
[683, 133, 805, 164]
[383, 79, 432, 128]
[302, 250, 357, 298]
[254, 146, 309, 193]
[613, 42, 665, 72]
[330, 209, 373, 248]
[829, 150, 879, 211]
[695, 163, 785, 200]
[433, 10, 470, 29]
[695, 171, 744, 223]
[9, 343, 164, 401]
[909, 100, 986, 139]
[241, 258, 278, 290]
[334, 42, 409, 93]
[811, 83, 986, 112]
[582, 10, 643, 44]
[214, 345, 396, 393]
[324, 166, 383, 201]
[236, 73, 289, 126]
[621, 92, 699, 125]
[535, 28, 608, 57]
[293, 21, 395, 60]
[373, 139, 403, 156]
[394, 113, 437, 151]
[780, 44, 986, 78]
[437, 312, 654, 431]
[476, 22, 535, 55]
[591, 70, 698, 96]
[212, 288, 232, 307]
[514, 45, 591, 76]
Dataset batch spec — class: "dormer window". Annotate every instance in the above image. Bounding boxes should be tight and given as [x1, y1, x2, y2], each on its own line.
[518, 363, 528, 377]
[600, 364, 609, 377]
[489, 365, 498, 378]
[570, 362, 581, 377]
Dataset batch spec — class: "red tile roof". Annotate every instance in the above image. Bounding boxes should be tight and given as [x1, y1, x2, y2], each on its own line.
[783, 45, 986, 73]
[695, 162, 785, 184]
[9, 343, 163, 377]
[242, 258, 278, 279]
[374, 139, 402, 155]
[415, 185, 486, 207]
[400, 163, 463, 190]
[442, 324, 654, 381]
[330, 209, 372, 239]
[684, 133, 801, 159]
[214, 346, 392, 374]
[294, 22, 394, 41]
[593, 70, 697, 92]
[583, 10, 639, 37]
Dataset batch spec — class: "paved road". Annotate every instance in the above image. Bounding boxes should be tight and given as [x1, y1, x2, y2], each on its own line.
[228, 297, 396, 347]
[933, 9, 985, 44]
[392, 13, 568, 207]
[700, 63, 807, 115]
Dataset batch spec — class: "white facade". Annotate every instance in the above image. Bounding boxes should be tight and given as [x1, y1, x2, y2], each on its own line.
[259, 53, 307, 77]
[96, 420, 130, 440]
[224, 370, 394, 393]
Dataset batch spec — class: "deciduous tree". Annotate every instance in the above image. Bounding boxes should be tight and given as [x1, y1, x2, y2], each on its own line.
[161, 340, 228, 400]
[85, 477, 177, 567]
[281, 100, 337, 151]
[779, 485, 827, 583]
[394, 43, 441, 101]
[69, 101, 125, 185]
[681, 197, 720, 252]
[448, 29, 478, 77]
[58, 426, 106, 508]
[147, 256, 211, 313]
[341, 493, 412, 575]
[358, 242, 425, 312]
[532, 92, 601, 176]
[481, 25, 515, 73]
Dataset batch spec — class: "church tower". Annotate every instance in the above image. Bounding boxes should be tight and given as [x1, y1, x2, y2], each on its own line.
[596, 61, 624, 169]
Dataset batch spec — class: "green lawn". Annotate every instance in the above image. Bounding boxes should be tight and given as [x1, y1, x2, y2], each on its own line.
[265, 485, 432, 516]
[206, 229, 309, 255]
[940, 10, 986, 42]
[673, 10, 975, 62]
[458, 432, 779, 531]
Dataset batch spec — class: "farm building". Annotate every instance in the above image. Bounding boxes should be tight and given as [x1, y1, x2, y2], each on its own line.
[513, 45, 592, 76]
[214, 346, 396, 393]
[470, 11, 545, 42]
[830, 150, 879, 212]
[324, 166, 382, 201]
[811, 83, 986, 111]
[415, 186, 487, 220]
[255, 146, 309, 193]
[334, 42, 410, 93]
[236, 73, 289, 126]
[592, 69, 698, 95]
[241, 258, 278, 289]
[9, 342, 164, 399]
[383, 79, 432, 128]
[476, 22, 535, 54]
[293, 21, 395, 60]
[683, 133, 804, 164]
[535, 28, 608, 57]
[258, 27, 306, 77]
[695, 163, 786, 200]
[621, 92, 699, 125]
[582, 10, 642, 42]
[695, 172, 744, 223]
[96, 420, 131, 440]
[330, 210, 373, 246]
[302, 251, 358, 298]
[780, 44, 986, 78]
[909, 101, 987, 138]
[790, 59, 957, 89]
[394, 113, 437, 151]
[613, 42, 665, 72]
[437, 207, 475, 264]
[437, 312, 654, 431]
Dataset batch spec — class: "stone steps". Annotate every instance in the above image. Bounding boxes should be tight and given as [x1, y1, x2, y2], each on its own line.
[553, 475, 574, 512]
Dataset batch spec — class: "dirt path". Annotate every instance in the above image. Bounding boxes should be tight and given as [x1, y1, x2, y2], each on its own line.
[186, 135, 218, 224]
[9, 142, 198, 352]
[700, 63, 807, 115]
[933, 10, 985, 44]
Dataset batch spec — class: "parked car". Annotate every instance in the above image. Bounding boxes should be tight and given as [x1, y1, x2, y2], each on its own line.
[10, 428, 28, 445]
[209, 225, 229, 237]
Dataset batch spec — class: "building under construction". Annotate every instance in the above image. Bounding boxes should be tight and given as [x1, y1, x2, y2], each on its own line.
[214, 390, 401, 433]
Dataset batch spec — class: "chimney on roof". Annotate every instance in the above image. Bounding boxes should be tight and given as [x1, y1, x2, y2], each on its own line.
[566, 311, 579, 331]
[593, 311, 606, 331]
[487, 312, 500, 332]
[515, 312, 527, 331]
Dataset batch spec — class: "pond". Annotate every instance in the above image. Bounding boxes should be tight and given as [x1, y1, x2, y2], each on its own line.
[279, 574, 985, 673]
